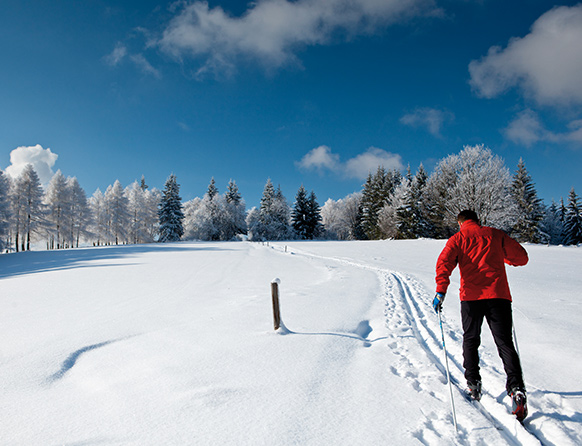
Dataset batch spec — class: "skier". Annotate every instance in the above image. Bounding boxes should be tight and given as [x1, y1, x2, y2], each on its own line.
[432, 210, 529, 421]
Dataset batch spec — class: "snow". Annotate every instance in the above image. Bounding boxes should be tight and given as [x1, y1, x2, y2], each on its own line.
[0, 240, 580, 445]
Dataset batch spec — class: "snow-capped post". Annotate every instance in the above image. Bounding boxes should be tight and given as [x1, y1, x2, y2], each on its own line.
[271, 278, 281, 330]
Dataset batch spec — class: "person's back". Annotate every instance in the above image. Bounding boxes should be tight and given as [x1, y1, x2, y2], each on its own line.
[433, 210, 529, 421]
[436, 219, 528, 301]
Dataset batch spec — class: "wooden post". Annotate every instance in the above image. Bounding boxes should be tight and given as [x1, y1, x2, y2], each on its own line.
[271, 278, 281, 330]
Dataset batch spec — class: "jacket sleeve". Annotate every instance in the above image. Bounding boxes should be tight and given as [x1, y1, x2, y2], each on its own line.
[435, 236, 459, 294]
[502, 233, 529, 266]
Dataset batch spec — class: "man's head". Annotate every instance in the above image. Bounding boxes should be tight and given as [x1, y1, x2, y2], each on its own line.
[457, 210, 480, 226]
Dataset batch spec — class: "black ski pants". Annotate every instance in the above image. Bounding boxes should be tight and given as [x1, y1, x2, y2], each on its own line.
[461, 298, 524, 394]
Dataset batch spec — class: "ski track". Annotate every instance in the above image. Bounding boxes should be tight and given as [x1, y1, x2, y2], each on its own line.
[269, 243, 580, 446]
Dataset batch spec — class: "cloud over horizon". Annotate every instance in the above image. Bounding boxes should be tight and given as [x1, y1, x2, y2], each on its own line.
[297, 145, 404, 179]
[5, 144, 58, 186]
[156, 0, 442, 77]
[505, 109, 582, 147]
[400, 107, 454, 137]
[469, 4, 582, 107]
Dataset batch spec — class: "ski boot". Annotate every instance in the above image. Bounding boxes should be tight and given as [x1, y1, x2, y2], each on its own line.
[465, 380, 482, 401]
[510, 388, 528, 422]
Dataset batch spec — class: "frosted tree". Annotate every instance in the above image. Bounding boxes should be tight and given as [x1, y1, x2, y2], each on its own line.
[360, 167, 402, 240]
[321, 193, 363, 240]
[378, 165, 429, 240]
[563, 188, 582, 245]
[89, 189, 108, 246]
[510, 159, 544, 243]
[158, 174, 184, 242]
[44, 170, 71, 250]
[13, 164, 44, 251]
[223, 179, 246, 239]
[143, 188, 161, 242]
[125, 181, 159, 244]
[249, 179, 292, 240]
[66, 177, 91, 248]
[105, 180, 130, 245]
[425, 145, 513, 236]
[0, 170, 11, 251]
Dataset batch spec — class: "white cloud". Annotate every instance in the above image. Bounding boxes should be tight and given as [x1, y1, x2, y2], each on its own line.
[400, 107, 454, 137]
[156, 0, 441, 77]
[296, 145, 341, 172]
[344, 147, 403, 179]
[297, 145, 403, 179]
[130, 54, 161, 78]
[104, 42, 128, 66]
[504, 109, 582, 147]
[469, 4, 582, 107]
[5, 144, 58, 185]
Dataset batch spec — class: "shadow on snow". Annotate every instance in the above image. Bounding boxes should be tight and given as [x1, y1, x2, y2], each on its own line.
[0, 242, 233, 280]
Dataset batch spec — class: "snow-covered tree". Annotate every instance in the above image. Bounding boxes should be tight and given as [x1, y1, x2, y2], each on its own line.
[158, 174, 184, 242]
[425, 145, 513, 236]
[89, 189, 108, 246]
[44, 170, 71, 249]
[126, 180, 159, 244]
[223, 179, 246, 239]
[0, 170, 11, 251]
[65, 177, 91, 248]
[248, 179, 293, 240]
[563, 188, 582, 245]
[12, 164, 44, 251]
[321, 193, 363, 240]
[360, 167, 402, 240]
[105, 180, 130, 245]
[510, 159, 544, 243]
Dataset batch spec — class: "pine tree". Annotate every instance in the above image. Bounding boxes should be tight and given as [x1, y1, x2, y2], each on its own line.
[307, 190, 323, 239]
[250, 179, 292, 240]
[510, 159, 544, 243]
[158, 174, 184, 242]
[541, 200, 564, 245]
[223, 180, 246, 239]
[360, 167, 402, 239]
[292, 185, 310, 239]
[140, 175, 148, 191]
[563, 188, 582, 245]
[207, 177, 219, 200]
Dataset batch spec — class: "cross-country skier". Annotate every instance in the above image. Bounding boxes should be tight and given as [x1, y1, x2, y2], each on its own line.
[433, 210, 529, 421]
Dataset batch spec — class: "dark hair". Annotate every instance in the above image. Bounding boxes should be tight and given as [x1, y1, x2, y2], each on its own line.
[457, 210, 480, 224]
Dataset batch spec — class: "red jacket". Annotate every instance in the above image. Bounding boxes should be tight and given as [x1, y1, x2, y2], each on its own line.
[436, 220, 528, 301]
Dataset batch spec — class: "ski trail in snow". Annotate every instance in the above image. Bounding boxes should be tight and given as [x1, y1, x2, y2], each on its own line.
[270, 244, 580, 446]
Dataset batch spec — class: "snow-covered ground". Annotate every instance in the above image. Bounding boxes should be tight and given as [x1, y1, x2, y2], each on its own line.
[1, 240, 580, 445]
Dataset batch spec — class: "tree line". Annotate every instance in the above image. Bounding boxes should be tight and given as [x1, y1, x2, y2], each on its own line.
[1, 144, 581, 252]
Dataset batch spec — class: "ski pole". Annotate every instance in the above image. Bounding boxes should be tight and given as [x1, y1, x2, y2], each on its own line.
[438, 310, 458, 433]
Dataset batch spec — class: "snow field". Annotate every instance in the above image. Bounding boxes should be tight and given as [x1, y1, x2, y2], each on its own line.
[1, 240, 581, 445]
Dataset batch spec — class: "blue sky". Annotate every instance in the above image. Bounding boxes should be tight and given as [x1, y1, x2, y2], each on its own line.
[1, 0, 581, 208]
